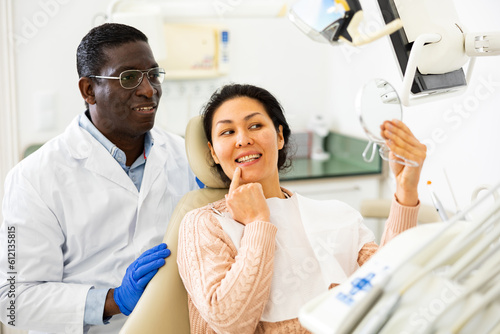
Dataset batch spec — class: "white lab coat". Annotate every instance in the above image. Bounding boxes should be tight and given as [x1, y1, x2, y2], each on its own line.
[0, 114, 197, 334]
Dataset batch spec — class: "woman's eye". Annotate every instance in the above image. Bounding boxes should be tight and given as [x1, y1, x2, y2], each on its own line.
[250, 123, 262, 130]
[220, 129, 233, 136]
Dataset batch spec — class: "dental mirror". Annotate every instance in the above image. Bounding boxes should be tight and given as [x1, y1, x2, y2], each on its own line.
[356, 78, 419, 167]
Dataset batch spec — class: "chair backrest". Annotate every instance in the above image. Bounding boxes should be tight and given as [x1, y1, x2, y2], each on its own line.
[120, 116, 228, 334]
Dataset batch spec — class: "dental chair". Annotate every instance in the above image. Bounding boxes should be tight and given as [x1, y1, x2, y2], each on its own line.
[119, 115, 228, 334]
[360, 199, 444, 223]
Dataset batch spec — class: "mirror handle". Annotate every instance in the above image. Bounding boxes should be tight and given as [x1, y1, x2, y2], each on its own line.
[362, 141, 377, 163]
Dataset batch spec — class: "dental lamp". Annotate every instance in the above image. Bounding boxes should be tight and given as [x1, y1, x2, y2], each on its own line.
[289, 0, 500, 106]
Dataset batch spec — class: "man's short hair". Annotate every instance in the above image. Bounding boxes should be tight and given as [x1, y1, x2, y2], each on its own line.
[77, 23, 148, 79]
[76, 23, 148, 109]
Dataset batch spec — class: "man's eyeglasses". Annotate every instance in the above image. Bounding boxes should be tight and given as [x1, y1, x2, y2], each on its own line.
[89, 67, 166, 90]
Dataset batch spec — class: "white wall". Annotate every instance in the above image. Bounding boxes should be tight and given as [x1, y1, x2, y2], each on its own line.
[12, 0, 110, 154]
[0, 0, 19, 225]
[11, 0, 332, 149]
[157, 16, 333, 136]
[10, 0, 500, 217]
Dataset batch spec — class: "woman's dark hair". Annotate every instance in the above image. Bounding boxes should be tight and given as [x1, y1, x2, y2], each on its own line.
[76, 23, 148, 108]
[201, 84, 292, 185]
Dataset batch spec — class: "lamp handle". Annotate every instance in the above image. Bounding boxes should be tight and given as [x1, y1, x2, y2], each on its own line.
[346, 11, 403, 46]
[465, 31, 500, 57]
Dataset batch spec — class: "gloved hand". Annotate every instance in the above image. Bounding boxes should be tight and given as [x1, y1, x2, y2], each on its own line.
[114, 243, 171, 315]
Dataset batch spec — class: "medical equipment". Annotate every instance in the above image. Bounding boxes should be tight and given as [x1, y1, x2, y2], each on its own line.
[444, 168, 462, 216]
[472, 184, 500, 204]
[299, 180, 500, 333]
[356, 78, 418, 167]
[104, 2, 233, 80]
[290, 0, 500, 106]
[427, 180, 449, 222]
[289, 0, 402, 47]
[308, 115, 330, 161]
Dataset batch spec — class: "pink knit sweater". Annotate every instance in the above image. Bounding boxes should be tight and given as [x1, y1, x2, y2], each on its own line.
[177, 196, 419, 333]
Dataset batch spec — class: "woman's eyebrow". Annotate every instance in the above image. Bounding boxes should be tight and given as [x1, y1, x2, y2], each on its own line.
[215, 119, 232, 126]
[215, 112, 263, 126]
[244, 112, 262, 121]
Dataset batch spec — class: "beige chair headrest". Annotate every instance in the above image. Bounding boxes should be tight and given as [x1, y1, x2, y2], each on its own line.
[185, 115, 228, 189]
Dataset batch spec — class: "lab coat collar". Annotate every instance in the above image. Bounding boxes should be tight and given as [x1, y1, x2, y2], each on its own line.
[64, 115, 169, 197]
[64, 115, 137, 194]
[68, 113, 165, 159]
[78, 111, 155, 171]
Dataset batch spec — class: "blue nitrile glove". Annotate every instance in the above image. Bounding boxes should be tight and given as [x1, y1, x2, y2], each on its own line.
[114, 243, 170, 315]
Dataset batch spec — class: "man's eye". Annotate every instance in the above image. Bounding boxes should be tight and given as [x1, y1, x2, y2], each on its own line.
[121, 73, 138, 82]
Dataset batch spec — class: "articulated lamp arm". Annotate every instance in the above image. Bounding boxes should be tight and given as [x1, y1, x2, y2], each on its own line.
[344, 10, 403, 47]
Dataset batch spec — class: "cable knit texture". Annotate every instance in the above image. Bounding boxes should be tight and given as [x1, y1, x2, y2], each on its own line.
[177, 196, 419, 333]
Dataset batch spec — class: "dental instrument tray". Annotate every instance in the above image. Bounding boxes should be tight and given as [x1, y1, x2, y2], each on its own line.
[299, 181, 500, 333]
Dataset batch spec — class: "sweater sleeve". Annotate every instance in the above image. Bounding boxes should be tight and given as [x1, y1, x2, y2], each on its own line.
[177, 207, 278, 334]
[380, 195, 420, 246]
[357, 242, 379, 267]
[357, 195, 420, 266]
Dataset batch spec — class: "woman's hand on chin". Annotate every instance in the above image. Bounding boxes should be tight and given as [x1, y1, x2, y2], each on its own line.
[225, 167, 271, 225]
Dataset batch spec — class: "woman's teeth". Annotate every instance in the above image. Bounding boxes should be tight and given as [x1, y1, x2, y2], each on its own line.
[236, 154, 261, 163]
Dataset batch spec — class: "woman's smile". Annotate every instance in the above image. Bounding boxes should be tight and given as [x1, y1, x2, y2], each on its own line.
[235, 153, 262, 164]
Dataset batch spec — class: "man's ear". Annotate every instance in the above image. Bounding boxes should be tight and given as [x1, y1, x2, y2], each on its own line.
[78, 77, 96, 105]
[208, 142, 220, 164]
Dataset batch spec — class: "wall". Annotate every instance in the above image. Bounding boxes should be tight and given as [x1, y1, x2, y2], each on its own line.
[12, 0, 110, 155]
[0, 0, 19, 225]
[9, 0, 500, 216]
[157, 16, 334, 136]
[11, 0, 333, 151]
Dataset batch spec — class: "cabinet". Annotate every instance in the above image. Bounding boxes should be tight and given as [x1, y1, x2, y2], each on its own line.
[281, 175, 381, 211]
